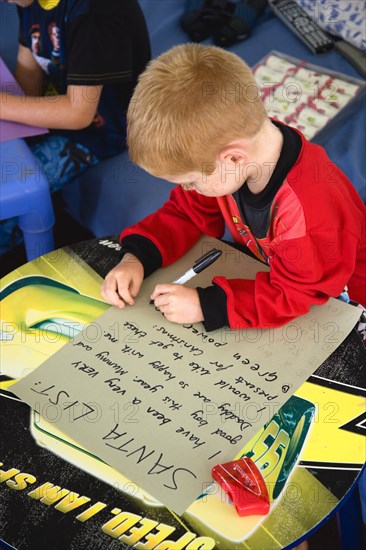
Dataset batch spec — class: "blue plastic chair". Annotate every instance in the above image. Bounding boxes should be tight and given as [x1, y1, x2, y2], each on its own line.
[0, 138, 55, 261]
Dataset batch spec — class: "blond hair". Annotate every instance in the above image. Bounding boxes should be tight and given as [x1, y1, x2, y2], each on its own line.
[127, 43, 267, 176]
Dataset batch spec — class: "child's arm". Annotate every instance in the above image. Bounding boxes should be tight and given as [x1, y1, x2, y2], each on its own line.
[209, 229, 361, 330]
[101, 253, 144, 309]
[150, 228, 359, 329]
[102, 187, 224, 315]
[120, 187, 226, 266]
[0, 83, 102, 130]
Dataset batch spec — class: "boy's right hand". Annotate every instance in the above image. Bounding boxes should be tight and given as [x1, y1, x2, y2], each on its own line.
[101, 253, 144, 309]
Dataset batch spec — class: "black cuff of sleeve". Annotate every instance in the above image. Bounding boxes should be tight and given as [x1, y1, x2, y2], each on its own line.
[197, 284, 229, 332]
[120, 235, 162, 278]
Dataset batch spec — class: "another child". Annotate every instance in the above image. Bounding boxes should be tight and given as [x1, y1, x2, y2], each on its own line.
[0, 0, 150, 255]
[101, 43, 366, 332]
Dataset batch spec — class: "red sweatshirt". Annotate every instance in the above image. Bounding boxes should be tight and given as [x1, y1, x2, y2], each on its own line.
[121, 127, 366, 329]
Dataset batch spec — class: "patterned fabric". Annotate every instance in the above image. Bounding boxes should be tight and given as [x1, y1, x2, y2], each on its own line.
[297, 0, 366, 51]
[0, 136, 98, 256]
[29, 135, 99, 192]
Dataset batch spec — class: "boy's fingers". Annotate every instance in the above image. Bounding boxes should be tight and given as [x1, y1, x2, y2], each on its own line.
[129, 278, 142, 298]
[101, 282, 126, 308]
[154, 295, 171, 309]
[116, 282, 135, 306]
[150, 283, 175, 301]
[101, 276, 132, 308]
[101, 260, 143, 308]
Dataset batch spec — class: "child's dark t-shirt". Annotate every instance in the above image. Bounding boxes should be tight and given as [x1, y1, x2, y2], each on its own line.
[18, 0, 151, 159]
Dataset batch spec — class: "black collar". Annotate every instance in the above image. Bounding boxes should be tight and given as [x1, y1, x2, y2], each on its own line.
[235, 120, 302, 208]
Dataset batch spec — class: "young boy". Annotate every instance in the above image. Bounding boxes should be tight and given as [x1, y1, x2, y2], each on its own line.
[0, 0, 150, 254]
[101, 43, 366, 332]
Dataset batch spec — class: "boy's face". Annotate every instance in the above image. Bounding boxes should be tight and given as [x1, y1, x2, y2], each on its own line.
[165, 160, 244, 198]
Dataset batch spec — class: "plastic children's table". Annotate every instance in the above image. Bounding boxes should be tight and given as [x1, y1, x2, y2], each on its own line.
[0, 237, 365, 549]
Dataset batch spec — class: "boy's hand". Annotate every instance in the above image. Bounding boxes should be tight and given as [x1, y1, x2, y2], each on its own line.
[151, 284, 204, 324]
[101, 253, 144, 308]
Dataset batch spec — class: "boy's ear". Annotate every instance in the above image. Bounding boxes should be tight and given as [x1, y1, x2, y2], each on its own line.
[218, 143, 248, 165]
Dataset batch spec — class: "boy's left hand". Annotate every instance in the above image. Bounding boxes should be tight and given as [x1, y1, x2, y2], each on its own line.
[150, 284, 204, 324]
